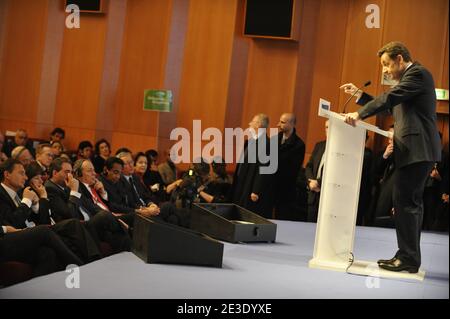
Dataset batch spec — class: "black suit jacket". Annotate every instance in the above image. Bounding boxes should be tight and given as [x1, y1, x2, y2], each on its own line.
[45, 180, 83, 222]
[99, 175, 135, 214]
[77, 183, 108, 219]
[304, 141, 326, 207]
[0, 185, 51, 228]
[231, 135, 274, 217]
[357, 62, 441, 168]
[274, 129, 305, 202]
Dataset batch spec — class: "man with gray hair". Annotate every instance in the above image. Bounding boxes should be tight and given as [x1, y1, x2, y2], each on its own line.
[231, 114, 274, 218]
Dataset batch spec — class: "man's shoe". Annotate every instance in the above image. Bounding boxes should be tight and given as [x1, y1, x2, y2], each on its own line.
[377, 257, 397, 265]
[378, 258, 419, 273]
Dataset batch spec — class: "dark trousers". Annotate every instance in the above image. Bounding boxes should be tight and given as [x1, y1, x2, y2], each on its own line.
[0, 225, 83, 277]
[393, 161, 433, 267]
[274, 199, 299, 221]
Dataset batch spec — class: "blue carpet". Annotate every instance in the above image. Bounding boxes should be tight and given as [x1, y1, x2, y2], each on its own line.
[0, 220, 448, 299]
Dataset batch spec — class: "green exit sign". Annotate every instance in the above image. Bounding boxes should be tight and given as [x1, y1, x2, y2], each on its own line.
[435, 88, 449, 101]
[143, 90, 173, 112]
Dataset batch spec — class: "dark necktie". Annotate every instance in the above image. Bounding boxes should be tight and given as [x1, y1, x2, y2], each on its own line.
[128, 177, 145, 206]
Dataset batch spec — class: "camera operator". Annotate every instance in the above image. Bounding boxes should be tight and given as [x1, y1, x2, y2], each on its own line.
[198, 157, 232, 204]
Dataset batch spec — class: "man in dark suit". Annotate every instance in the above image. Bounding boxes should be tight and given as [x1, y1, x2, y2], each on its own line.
[0, 159, 100, 263]
[1, 225, 82, 280]
[342, 42, 441, 273]
[46, 157, 132, 256]
[304, 121, 328, 223]
[231, 114, 274, 219]
[273, 113, 305, 221]
[72, 158, 132, 252]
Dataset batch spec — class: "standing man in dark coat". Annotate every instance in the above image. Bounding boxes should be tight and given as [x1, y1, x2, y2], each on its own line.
[305, 121, 328, 223]
[231, 114, 274, 219]
[273, 113, 305, 221]
[342, 42, 441, 273]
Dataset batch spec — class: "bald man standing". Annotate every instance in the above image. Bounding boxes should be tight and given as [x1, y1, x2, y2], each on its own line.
[273, 113, 305, 221]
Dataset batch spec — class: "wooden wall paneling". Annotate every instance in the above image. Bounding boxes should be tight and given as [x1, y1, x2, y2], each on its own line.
[0, 0, 9, 85]
[53, 12, 108, 150]
[340, 0, 386, 151]
[292, 0, 321, 144]
[304, 0, 350, 160]
[241, 39, 298, 131]
[176, 0, 238, 170]
[0, 0, 48, 125]
[113, 0, 172, 140]
[94, 0, 127, 145]
[36, 0, 65, 138]
[158, 0, 191, 155]
[178, 0, 238, 132]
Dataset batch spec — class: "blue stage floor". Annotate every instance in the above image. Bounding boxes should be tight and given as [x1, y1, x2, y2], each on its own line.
[1, 220, 448, 299]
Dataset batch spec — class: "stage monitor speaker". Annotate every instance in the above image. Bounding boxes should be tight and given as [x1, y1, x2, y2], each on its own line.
[65, 0, 105, 13]
[132, 215, 224, 268]
[243, 0, 300, 41]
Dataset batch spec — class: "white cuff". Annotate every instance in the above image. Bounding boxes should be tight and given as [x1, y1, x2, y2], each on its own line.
[2, 226, 7, 234]
[21, 198, 32, 208]
[70, 191, 81, 198]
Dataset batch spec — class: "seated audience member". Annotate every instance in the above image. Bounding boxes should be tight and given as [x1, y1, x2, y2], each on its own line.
[99, 157, 160, 224]
[0, 159, 100, 263]
[45, 157, 131, 255]
[72, 159, 132, 252]
[115, 147, 132, 156]
[77, 141, 93, 160]
[11, 146, 34, 167]
[0, 131, 8, 164]
[51, 141, 64, 157]
[2, 129, 35, 158]
[143, 150, 167, 201]
[134, 152, 171, 202]
[114, 153, 187, 227]
[0, 225, 82, 280]
[92, 139, 111, 174]
[198, 158, 232, 204]
[35, 143, 54, 182]
[49, 127, 65, 144]
[158, 149, 178, 185]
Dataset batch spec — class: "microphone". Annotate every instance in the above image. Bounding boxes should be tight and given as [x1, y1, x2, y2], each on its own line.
[342, 80, 371, 113]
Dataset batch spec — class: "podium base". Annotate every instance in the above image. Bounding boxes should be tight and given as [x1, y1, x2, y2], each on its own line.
[309, 258, 425, 281]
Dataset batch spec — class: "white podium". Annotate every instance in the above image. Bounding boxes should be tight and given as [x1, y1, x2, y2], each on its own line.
[308, 99, 425, 281]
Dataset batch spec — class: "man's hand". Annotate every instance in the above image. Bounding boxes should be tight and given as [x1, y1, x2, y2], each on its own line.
[430, 167, 442, 181]
[93, 179, 106, 196]
[340, 83, 362, 99]
[343, 112, 360, 127]
[383, 143, 394, 159]
[442, 193, 449, 204]
[66, 173, 79, 192]
[139, 205, 160, 217]
[308, 180, 320, 193]
[33, 184, 48, 199]
[5, 226, 20, 233]
[250, 193, 259, 202]
[22, 187, 35, 201]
